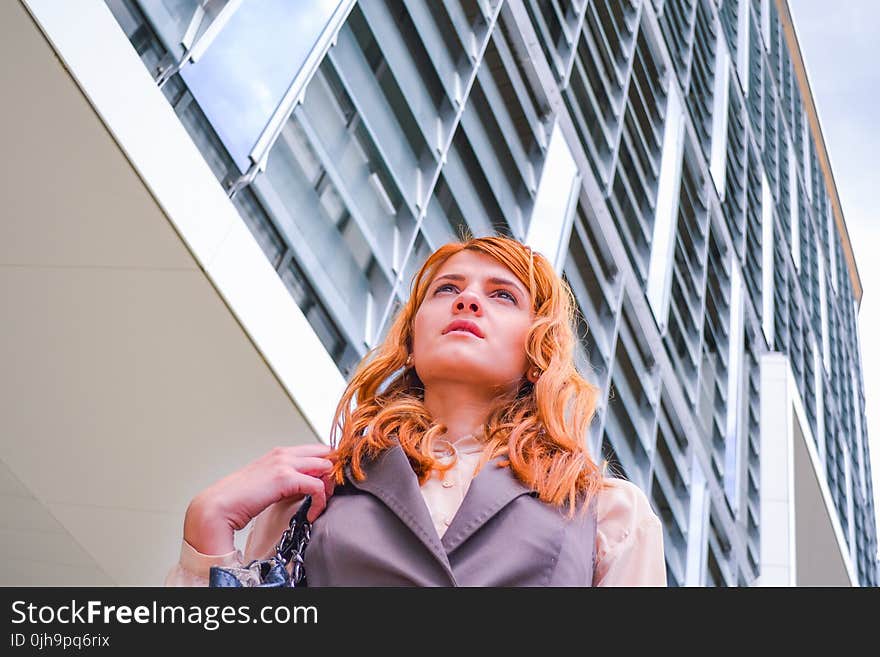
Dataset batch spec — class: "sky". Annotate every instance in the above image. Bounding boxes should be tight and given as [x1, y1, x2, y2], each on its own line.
[787, 0, 880, 559]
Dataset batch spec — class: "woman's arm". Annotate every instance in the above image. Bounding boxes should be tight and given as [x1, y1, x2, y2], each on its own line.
[163, 540, 244, 587]
[593, 478, 667, 587]
[164, 496, 308, 587]
[182, 444, 334, 553]
[593, 514, 666, 586]
[165, 443, 335, 586]
[240, 497, 308, 562]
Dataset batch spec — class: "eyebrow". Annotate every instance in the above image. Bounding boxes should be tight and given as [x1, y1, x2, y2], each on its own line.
[432, 273, 527, 298]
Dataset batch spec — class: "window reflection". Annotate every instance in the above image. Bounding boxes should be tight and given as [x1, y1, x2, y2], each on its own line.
[761, 171, 775, 347]
[647, 84, 684, 333]
[179, 0, 347, 172]
[724, 262, 744, 512]
[525, 121, 579, 272]
[787, 137, 800, 269]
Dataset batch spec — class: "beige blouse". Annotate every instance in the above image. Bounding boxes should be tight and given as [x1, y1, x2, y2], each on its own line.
[166, 435, 666, 587]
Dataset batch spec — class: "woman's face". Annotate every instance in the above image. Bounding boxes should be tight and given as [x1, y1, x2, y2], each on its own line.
[412, 250, 534, 391]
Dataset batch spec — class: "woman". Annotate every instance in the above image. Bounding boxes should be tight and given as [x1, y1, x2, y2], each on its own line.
[167, 236, 665, 586]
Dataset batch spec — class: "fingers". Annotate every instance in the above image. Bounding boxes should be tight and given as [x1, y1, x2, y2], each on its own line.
[295, 474, 328, 524]
[264, 445, 337, 473]
[297, 474, 336, 524]
[288, 443, 338, 459]
[321, 472, 336, 499]
[257, 444, 340, 524]
[291, 456, 335, 476]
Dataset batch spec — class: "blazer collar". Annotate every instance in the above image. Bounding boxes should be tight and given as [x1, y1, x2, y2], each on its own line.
[343, 441, 536, 573]
[440, 454, 535, 554]
[343, 442, 455, 582]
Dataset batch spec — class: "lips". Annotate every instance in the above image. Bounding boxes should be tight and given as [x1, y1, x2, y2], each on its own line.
[442, 319, 485, 338]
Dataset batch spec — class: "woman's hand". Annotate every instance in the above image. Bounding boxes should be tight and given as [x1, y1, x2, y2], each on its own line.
[183, 443, 337, 555]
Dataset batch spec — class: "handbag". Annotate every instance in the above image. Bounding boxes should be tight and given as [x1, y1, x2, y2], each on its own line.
[209, 496, 312, 587]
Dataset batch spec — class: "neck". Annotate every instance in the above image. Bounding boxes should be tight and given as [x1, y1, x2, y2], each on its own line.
[422, 383, 497, 443]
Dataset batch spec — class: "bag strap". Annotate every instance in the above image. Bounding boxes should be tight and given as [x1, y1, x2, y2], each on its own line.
[272, 495, 312, 586]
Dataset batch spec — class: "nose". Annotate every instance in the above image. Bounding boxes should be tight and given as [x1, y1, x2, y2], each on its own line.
[453, 289, 482, 315]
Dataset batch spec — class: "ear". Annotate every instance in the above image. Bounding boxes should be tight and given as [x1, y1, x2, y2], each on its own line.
[526, 366, 540, 384]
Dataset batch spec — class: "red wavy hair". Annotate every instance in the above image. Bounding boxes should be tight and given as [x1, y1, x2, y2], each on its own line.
[329, 235, 612, 516]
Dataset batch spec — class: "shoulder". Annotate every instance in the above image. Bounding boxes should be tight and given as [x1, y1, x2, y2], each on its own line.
[595, 477, 661, 551]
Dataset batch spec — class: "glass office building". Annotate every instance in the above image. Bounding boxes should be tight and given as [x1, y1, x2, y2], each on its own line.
[91, 0, 876, 586]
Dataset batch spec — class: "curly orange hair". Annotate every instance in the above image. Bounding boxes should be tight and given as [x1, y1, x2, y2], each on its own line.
[329, 235, 612, 516]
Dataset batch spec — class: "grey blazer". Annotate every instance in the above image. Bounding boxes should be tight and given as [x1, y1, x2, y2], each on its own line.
[304, 442, 599, 586]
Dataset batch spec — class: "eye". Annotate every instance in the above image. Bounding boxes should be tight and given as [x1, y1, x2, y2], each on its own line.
[493, 289, 517, 304]
[434, 283, 458, 294]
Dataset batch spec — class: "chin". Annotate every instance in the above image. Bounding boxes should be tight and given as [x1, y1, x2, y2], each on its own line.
[419, 360, 516, 387]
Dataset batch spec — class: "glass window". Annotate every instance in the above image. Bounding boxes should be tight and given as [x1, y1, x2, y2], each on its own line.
[724, 261, 744, 512]
[178, 0, 349, 172]
[851, 364, 867, 502]
[736, 0, 749, 95]
[646, 84, 684, 333]
[842, 441, 856, 565]
[802, 111, 812, 202]
[761, 171, 775, 346]
[685, 450, 709, 586]
[788, 136, 800, 269]
[686, 0, 716, 160]
[819, 248, 830, 372]
[524, 120, 580, 273]
[827, 198, 838, 294]
[811, 334, 825, 467]
[761, 0, 772, 50]
[710, 38, 730, 197]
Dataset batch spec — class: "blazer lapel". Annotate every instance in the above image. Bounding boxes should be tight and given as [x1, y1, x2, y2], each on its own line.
[343, 443, 456, 583]
[440, 455, 536, 554]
